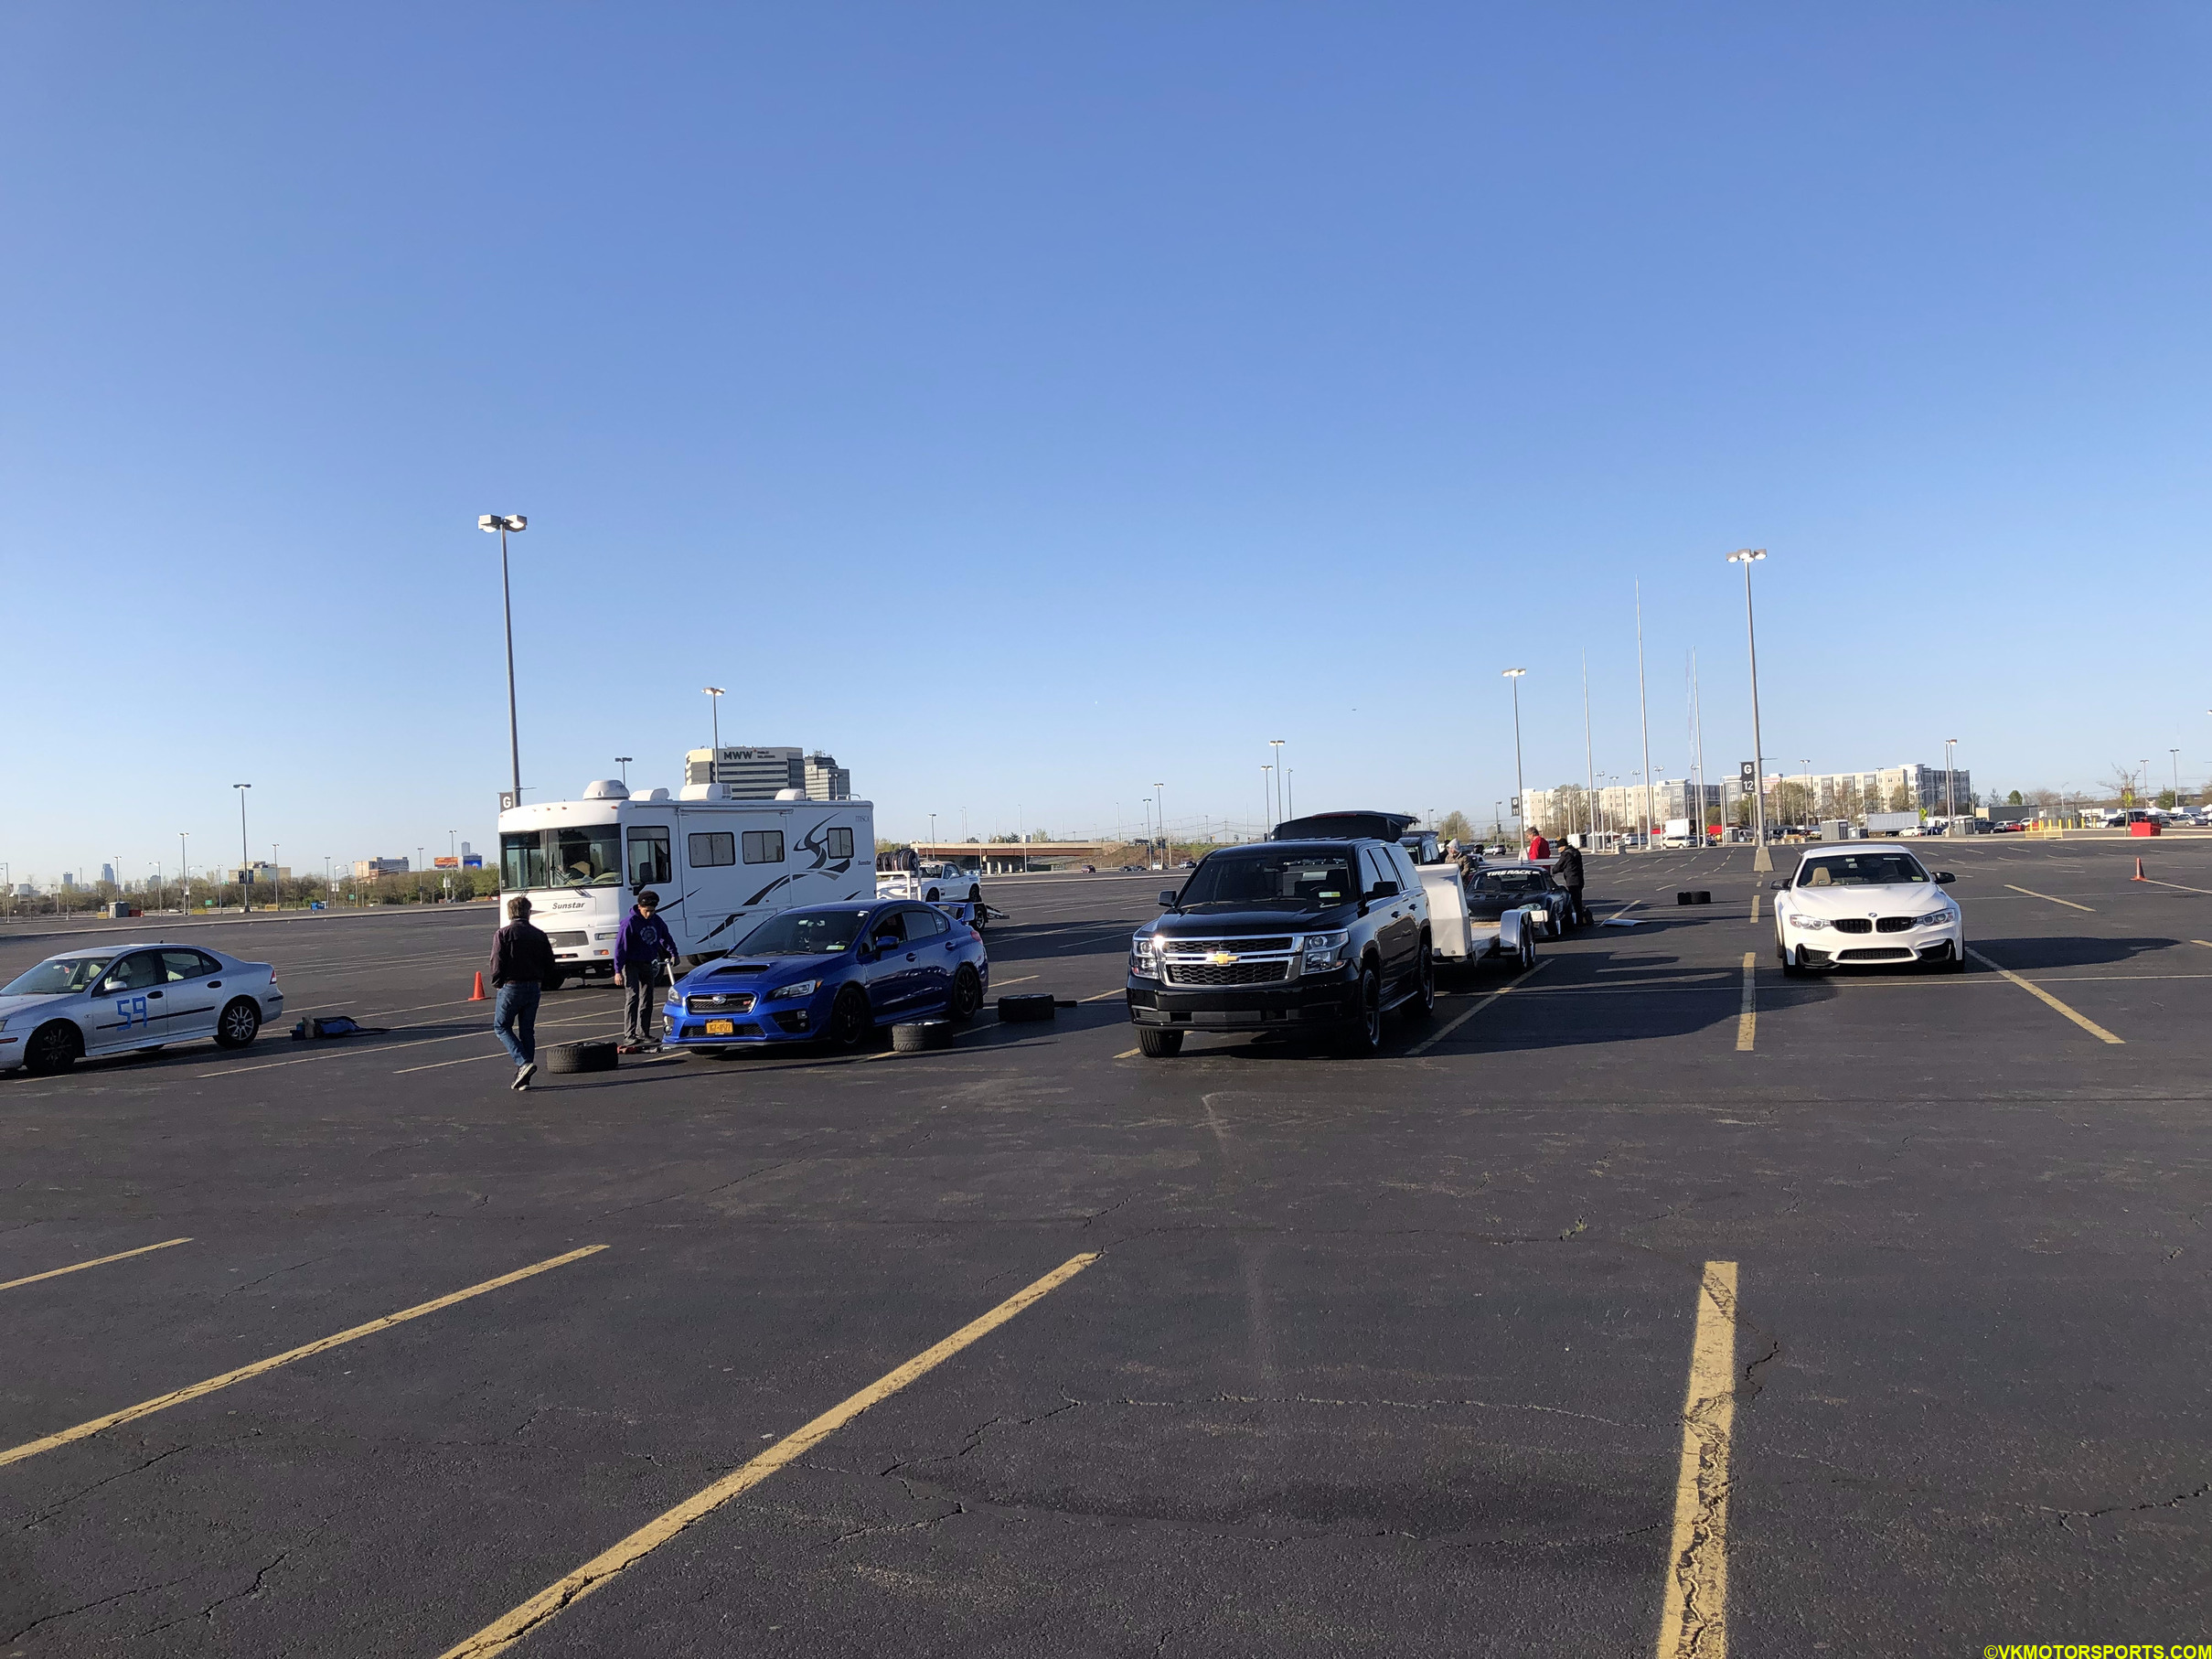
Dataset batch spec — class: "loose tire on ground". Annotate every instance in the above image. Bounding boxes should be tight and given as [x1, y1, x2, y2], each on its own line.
[543, 1039, 617, 1074]
[1137, 1028, 1183, 1057]
[999, 993, 1056, 1022]
[214, 998, 262, 1050]
[892, 1020, 952, 1053]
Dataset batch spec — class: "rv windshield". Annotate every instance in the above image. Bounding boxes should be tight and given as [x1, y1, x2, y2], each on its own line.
[501, 826, 624, 891]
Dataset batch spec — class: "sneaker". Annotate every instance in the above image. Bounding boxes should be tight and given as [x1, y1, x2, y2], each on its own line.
[513, 1062, 537, 1091]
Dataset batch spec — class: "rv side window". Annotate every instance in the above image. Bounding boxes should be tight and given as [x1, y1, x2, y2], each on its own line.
[743, 830, 785, 864]
[688, 832, 735, 867]
[627, 828, 672, 887]
[827, 827, 854, 860]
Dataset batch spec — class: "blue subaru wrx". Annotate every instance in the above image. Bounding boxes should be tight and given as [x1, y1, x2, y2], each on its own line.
[661, 901, 989, 1054]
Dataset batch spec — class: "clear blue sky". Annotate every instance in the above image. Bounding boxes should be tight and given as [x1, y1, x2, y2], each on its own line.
[3, 4, 2206, 881]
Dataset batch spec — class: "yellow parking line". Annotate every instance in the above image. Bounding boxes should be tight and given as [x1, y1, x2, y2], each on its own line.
[1735, 953, 1756, 1051]
[1655, 1261, 1737, 1659]
[1080, 990, 1123, 1002]
[0, 1245, 606, 1469]
[2193, 940, 2212, 950]
[2004, 883, 2094, 912]
[0, 1236, 191, 1294]
[1749, 893, 1760, 924]
[1113, 1046, 1141, 1059]
[1965, 948, 2123, 1044]
[1405, 958, 1547, 1056]
[438, 1251, 1101, 1659]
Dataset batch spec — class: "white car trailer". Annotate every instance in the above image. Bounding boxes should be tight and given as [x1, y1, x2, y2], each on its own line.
[875, 861, 987, 927]
[1416, 865, 1541, 972]
[497, 780, 876, 987]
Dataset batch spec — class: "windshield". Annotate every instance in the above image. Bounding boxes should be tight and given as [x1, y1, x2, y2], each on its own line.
[502, 826, 623, 891]
[1797, 854, 1930, 887]
[1178, 851, 1357, 907]
[1470, 870, 1548, 894]
[2, 955, 114, 996]
[732, 909, 872, 957]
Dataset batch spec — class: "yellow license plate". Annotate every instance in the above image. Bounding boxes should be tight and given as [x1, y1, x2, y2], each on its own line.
[704, 1020, 735, 1036]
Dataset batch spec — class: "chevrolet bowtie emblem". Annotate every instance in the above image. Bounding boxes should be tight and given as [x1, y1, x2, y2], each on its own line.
[1209, 951, 1238, 966]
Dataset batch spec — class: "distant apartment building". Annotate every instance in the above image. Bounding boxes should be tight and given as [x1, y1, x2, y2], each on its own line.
[230, 862, 293, 886]
[684, 745, 853, 801]
[353, 857, 410, 879]
[1759, 765, 1972, 816]
[1523, 777, 1738, 834]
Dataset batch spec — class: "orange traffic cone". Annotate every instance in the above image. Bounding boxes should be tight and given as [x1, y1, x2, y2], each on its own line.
[470, 971, 487, 1001]
[2132, 858, 2147, 882]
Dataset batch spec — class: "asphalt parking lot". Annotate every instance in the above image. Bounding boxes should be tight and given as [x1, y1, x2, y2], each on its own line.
[2, 840, 2207, 1655]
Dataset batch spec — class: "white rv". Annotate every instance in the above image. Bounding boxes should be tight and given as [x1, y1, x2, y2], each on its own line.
[497, 780, 876, 988]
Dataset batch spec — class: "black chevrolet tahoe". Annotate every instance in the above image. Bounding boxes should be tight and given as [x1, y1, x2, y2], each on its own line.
[1126, 830, 1434, 1058]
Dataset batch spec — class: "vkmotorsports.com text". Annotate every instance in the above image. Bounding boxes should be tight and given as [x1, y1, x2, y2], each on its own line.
[1985, 1645, 2211, 1658]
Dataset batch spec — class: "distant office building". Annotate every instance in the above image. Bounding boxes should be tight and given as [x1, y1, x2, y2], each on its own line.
[803, 751, 851, 800]
[100, 862, 115, 884]
[353, 857, 410, 879]
[685, 745, 805, 797]
[60, 872, 76, 891]
[230, 862, 292, 885]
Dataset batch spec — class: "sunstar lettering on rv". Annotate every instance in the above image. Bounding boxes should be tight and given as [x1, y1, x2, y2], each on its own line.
[497, 778, 877, 987]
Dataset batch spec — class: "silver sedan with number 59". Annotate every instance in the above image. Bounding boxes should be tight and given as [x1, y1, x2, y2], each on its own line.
[0, 944, 283, 1076]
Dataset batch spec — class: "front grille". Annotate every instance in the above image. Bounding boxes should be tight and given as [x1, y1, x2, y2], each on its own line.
[1875, 916, 1915, 934]
[1165, 961, 1289, 986]
[545, 930, 587, 947]
[1838, 947, 1913, 961]
[687, 991, 757, 1012]
[1832, 918, 1873, 935]
[1160, 937, 1294, 954]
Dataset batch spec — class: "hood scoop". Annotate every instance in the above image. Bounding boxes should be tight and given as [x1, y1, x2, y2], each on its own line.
[716, 962, 773, 975]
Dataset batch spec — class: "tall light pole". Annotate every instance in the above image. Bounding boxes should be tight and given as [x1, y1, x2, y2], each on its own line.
[1634, 581, 1653, 851]
[702, 687, 725, 757]
[1155, 783, 1167, 865]
[271, 843, 280, 909]
[1285, 768, 1293, 819]
[179, 832, 189, 912]
[233, 784, 251, 910]
[1502, 669, 1527, 843]
[1261, 765, 1274, 836]
[1803, 760, 1814, 828]
[2171, 748, 2182, 807]
[1944, 738, 1959, 823]
[1581, 651, 1597, 842]
[928, 812, 937, 849]
[1728, 549, 1772, 872]
[478, 514, 527, 804]
[615, 755, 632, 787]
[1268, 740, 1286, 825]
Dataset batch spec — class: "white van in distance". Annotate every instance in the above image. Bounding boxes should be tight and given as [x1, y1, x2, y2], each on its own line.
[497, 779, 877, 988]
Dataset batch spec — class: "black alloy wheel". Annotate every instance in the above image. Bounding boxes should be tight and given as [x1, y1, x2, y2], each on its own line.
[24, 1022, 80, 1076]
[1406, 939, 1437, 1018]
[826, 985, 872, 1051]
[1337, 965, 1384, 1056]
[215, 999, 262, 1049]
[948, 965, 982, 1023]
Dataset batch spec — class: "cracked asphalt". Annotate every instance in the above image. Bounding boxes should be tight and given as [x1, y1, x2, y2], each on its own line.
[0, 842, 2207, 1654]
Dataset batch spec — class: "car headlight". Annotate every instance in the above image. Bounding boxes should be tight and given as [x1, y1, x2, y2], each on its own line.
[767, 979, 820, 1001]
[1130, 935, 1159, 977]
[1301, 930, 1350, 971]
[1916, 908, 1956, 928]
[1790, 913, 1832, 930]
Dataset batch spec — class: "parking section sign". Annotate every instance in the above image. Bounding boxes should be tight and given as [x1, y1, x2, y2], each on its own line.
[1739, 761, 1757, 787]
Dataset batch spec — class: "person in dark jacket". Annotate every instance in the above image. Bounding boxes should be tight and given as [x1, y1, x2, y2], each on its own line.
[614, 889, 680, 1052]
[488, 895, 559, 1088]
[1552, 840, 1587, 926]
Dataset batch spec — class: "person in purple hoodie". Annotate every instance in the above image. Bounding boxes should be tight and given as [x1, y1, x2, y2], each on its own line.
[614, 889, 679, 1053]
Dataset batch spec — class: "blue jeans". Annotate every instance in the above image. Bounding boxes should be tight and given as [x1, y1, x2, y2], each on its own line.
[493, 982, 541, 1065]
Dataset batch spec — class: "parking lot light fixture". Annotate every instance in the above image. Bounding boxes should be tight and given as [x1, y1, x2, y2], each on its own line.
[615, 755, 632, 786]
[233, 784, 252, 911]
[1726, 549, 1771, 871]
[702, 688, 725, 756]
[1268, 740, 1286, 823]
[479, 514, 527, 803]
[1502, 670, 1527, 841]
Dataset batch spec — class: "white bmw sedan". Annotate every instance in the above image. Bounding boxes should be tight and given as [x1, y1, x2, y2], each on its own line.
[0, 943, 283, 1076]
[1772, 850, 1962, 976]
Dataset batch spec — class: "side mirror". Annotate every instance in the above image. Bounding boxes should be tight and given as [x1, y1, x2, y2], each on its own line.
[1768, 880, 1790, 891]
[1936, 872, 1955, 883]
[1158, 890, 1178, 906]
[872, 934, 900, 953]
